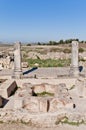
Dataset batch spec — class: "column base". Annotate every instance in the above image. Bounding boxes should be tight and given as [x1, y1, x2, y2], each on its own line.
[70, 66, 79, 77]
[12, 70, 22, 79]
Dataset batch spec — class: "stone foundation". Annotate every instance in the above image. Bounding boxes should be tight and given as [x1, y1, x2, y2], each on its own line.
[12, 83, 73, 113]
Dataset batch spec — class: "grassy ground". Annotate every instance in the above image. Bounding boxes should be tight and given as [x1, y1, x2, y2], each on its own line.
[23, 58, 71, 67]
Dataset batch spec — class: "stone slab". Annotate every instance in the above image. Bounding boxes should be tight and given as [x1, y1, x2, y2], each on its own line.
[23, 97, 40, 112]
[0, 96, 2, 107]
[14, 97, 24, 109]
[75, 78, 86, 97]
[39, 98, 47, 112]
[0, 79, 17, 98]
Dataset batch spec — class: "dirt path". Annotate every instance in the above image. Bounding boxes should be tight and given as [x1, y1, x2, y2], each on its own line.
[0, 123, 86, 130]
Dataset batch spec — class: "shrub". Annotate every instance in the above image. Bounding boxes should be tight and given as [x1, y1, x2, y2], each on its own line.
[27, 44, 31, 46]
[79, 48, 84, 53]
[63, 48, 71, 53]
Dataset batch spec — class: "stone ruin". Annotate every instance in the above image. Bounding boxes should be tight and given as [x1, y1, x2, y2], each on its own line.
[0, 42, 28, 70]
[14, 83, 74, 113]
[0, 79, 75, 111]
[12, 41, 85, 78]
[0, 77, 86, 127]
[0, 55, 14, 70]
[0, 41, 85, 127]
[70, 41, 79, 77]
[0, 40, 85, 77]
[0, 78, 77, 127]
[12, 42, 22, 79]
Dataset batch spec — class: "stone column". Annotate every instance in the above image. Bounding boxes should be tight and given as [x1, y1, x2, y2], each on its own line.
[70, 41, 79, 77]
[12, 42, 22, 79]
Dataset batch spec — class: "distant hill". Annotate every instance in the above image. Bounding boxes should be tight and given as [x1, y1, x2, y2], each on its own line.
[0, 42, 13, 46]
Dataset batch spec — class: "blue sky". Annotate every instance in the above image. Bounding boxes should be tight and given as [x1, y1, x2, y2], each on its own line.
[0, 0, 86, 42]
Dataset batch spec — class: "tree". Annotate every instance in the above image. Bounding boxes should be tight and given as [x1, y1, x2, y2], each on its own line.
[59, 40, 64, 44]
[37, 42, 41, 45]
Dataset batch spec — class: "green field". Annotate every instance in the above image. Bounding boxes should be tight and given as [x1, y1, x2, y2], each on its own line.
[23, 58, 71, 67]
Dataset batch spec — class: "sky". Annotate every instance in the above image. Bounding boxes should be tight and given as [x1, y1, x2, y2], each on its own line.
[0, 0, 86, 43]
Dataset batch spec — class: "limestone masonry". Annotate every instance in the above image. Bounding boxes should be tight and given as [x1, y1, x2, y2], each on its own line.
[0, 41, 86, 127]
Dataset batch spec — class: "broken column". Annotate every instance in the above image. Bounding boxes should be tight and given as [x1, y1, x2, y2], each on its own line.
[12, 42, 22, 79]
[70, 41, 79, 77]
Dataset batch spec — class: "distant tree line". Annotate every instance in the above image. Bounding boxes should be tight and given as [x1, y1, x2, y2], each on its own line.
[27, 39, 86, 46]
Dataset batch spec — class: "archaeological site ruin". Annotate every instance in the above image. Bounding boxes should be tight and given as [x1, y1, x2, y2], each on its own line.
[0, 41, 86, 127]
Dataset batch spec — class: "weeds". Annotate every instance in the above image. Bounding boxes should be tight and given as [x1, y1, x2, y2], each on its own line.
[0, 120, 3, 124]
[69, 85, 75, 90]
[36, 91, 54, 97]
[55, 116, 86, 126]
[25, 58, 71, 67]
[61, 118, 85, 126]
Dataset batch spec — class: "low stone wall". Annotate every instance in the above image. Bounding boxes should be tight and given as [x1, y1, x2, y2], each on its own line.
[0, 79, 17, 98]
[0, 109, 85, 127]
[16, 78, 77, 89]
